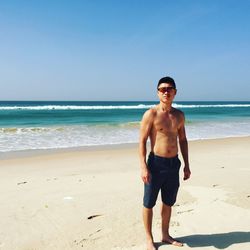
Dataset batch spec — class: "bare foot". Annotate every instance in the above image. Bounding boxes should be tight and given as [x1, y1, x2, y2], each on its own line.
[162, 236, 183, 247]
[146, 239, 156, 250]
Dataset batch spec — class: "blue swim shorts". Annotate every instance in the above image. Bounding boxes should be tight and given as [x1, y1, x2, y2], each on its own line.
[143, 152, 181, 208]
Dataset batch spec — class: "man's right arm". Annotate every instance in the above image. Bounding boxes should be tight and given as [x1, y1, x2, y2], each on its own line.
[139, 109, 154, 184]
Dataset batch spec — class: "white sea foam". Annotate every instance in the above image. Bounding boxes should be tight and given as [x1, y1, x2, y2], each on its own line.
[172, 104, 250, 108]
[1, 120, 250, 152]
[1, 103, 250, 110]
[0, 124, 139, 152]
[0, 104, 155, 110]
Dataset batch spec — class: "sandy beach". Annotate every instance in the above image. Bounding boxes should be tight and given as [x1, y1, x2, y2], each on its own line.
[0, 136, 250, 250]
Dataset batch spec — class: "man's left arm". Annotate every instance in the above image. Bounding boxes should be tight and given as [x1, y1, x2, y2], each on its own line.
[178, 113, 191, 181]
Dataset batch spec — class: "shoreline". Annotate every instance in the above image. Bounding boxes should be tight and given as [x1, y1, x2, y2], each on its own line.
[0, 142, 139, 160]
[1, 135, 250, 161]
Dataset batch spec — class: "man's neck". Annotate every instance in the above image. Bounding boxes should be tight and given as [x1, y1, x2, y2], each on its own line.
[159, 102, 172, 112]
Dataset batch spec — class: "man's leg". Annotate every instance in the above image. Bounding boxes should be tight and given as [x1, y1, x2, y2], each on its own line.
[161, 203, 171, 239]
[161, 203, 183, 247]
[143, 207, 156, 250]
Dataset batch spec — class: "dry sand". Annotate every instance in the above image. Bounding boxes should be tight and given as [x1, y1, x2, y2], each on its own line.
[0, 137, 250, 250]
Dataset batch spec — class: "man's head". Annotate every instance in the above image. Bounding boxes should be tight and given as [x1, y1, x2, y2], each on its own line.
[157, 76, 177, 103]
[157, 76, 176, 89]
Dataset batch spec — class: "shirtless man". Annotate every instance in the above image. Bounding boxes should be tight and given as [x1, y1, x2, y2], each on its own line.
[139, 76, 191, 249]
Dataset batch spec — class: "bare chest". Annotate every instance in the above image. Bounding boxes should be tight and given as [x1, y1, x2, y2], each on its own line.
[153, 113, 179, 133]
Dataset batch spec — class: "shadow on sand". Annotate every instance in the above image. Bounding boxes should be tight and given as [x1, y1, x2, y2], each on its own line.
[155, 231, 250, 249]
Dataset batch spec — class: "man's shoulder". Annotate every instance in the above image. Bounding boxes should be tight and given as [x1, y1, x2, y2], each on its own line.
[172, 107, 184, 115]
[172, 107, 185, 121]
[142, 107, 157, 120]
[145, 106, 157, 115]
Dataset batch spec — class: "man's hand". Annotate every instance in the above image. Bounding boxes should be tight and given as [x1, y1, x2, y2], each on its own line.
[141, 167, 151, 184]
[183, 166, 191, 180]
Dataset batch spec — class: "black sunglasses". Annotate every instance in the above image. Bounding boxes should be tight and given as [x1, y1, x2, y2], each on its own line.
[158, 87, 176, 93]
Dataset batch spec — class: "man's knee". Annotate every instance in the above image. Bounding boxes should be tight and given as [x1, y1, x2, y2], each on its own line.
[161, 187, 179, 207]
[162, 198, 176, 207]
[143, 189, 158, 209]
[143, 201, 156, 209]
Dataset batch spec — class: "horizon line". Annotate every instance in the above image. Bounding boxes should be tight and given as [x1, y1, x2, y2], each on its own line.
[0, 100, 250, 102]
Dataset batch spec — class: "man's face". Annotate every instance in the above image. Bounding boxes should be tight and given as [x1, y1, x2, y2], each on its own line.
[157, 83, 177, 103]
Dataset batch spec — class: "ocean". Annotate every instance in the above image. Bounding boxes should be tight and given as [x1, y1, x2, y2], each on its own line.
[0, 101, 250, 153]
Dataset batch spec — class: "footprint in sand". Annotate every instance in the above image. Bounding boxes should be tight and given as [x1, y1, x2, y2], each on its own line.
[177, 209, 194, 214]
[171, 221, 180, 227]
[89, 229, 102, 236]
[74, 229, 102, 247]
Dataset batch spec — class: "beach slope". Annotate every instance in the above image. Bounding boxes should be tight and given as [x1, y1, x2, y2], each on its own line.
[0, 137, 250, 249]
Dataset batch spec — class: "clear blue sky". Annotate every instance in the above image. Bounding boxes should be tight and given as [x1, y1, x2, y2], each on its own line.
[1, 0, 250, 101]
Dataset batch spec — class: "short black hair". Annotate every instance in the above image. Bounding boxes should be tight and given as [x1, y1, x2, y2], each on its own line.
[157, 76, 176, 89]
